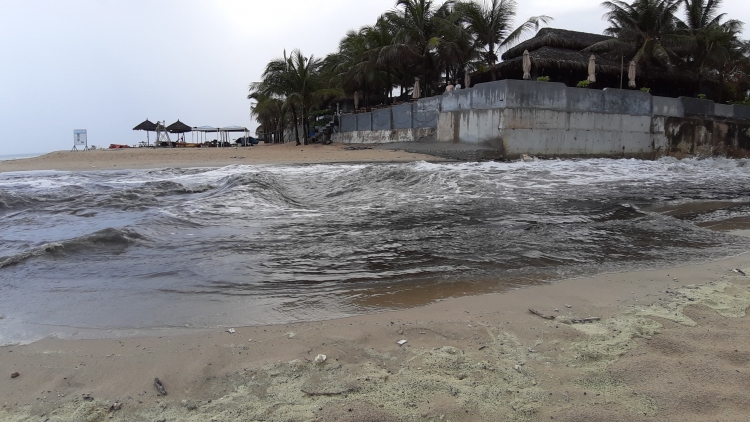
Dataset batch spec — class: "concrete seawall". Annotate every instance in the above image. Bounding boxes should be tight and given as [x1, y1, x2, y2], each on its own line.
[334, 80, 750, 159]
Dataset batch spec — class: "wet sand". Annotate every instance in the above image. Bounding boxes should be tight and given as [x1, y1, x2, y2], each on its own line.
[1, 253, 749, 421]
[0, 143, 444, 173]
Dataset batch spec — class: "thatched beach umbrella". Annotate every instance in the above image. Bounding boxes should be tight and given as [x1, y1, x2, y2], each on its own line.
[522, 50, 532, 80]
[132, 119, 157, 146]
[413, 78, 421, 99]
[628, 61, 637, 88]
[587, 55, 596, 83]
[167, 120, 192, 143]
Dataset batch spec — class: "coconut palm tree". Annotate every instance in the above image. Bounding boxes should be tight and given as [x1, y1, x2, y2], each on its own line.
[325, 17, 399, 106]
[248, 92, 286, 143]
[587, 0, 684, 73]
[381, 0, 459, 96]
[252, 49, 341, 145]
[676, 0, 744, 95]
[455, 0, 551, 80]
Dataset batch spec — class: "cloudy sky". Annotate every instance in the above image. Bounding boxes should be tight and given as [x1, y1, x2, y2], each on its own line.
[0, 0, 746, 155]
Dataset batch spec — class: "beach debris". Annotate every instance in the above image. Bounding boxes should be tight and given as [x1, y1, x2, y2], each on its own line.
[734, 269, 747, 276]
[313, 354, 327, 365]
[565, 304, 572, 308]
[286, 332, 296, 339]
[301, 386, 356, 396]
[10, 372, 19, 379]
[571, 317, 601, 324]
[529, 309, 555, 320]
[154, 378, 167, 396]
[397, 339, 408, 346]
[109, 402, 122, 412]
[226, 328, 235, 334]
[514, 365, 522, 373]
[82, 394, 94, 402]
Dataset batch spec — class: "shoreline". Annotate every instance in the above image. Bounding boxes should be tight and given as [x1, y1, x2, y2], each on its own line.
[1, 253, 749, 421]
[3, 149, 750, 420]
[0, 143, 446, 173]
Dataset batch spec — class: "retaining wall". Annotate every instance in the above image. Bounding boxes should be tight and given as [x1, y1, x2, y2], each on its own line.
[332, 127, 436, 144]
[337, 79, 750, 159]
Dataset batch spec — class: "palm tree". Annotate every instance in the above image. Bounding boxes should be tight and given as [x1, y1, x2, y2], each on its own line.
[381, 0, 458, 96]
[252, 50, 341, 145]
[587, 0, 684, 75]
[676, 0, 744, 95]
[456, 0, 551, 80]
[325, 17, 398, 106]
[248, 92, 286, 143]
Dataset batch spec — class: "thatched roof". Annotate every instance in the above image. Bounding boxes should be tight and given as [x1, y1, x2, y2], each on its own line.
[498, 46, 622, 74]
[132, 119, 157, 131]
[166, 120, 192, 133]
[502, 28, 612, 60]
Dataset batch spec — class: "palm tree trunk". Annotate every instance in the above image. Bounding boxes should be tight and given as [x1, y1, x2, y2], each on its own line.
[291, 107, 300, 146]
[488, 43, 497, 81]
[303, 109, 309, 145]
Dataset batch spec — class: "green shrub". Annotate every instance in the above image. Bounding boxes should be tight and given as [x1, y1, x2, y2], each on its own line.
[577, 80, 590, 88]
[697, 94, 707, 99]
[536, 76, 550, 82]
[640, 87, 651, 93]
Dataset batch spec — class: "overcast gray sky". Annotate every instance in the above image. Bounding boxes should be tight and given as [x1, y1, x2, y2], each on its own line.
[0, 0, 746, 155]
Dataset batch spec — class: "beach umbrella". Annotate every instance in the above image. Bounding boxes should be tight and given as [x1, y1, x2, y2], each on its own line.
[587, 55, 597, 83]
[522, 50, 531, 80]
[166, 120, 192, 134]
[132, 119, 157, 145]
[412, 78, 421, 99]
[167, 120, 192, 143]
[628, 61, 637, 88]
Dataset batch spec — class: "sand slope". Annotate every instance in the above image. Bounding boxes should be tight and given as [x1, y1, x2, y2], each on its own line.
[0, 143, 444, 173]
[1, 255, 749, 421]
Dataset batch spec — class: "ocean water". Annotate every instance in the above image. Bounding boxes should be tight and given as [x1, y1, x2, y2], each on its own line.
[0, 152, 45, 161]
[1, 158, 750, 345]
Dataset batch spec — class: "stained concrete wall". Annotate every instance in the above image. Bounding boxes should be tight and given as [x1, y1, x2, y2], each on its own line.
[332, 127, 436, 144]
[736, 105, 750, 120]
[414, 97, 441, 129]
[439, 107, 654, 158]
[356, 113, 372, 131]
[372, 109, 392, 131]
[715, 104, 734, 118]
[392, 103, 413, 129]
[336, 79, 750, 159]
[653, 97, 684, 117]
[662, 116, 750, 157]
[340, 114, 357, 132]
[680, 97, 715, 116]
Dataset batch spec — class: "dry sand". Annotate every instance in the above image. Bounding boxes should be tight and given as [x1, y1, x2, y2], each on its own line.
[1, 253, 749, 421]
[0, 143, 443, 173]
[2, 148, 750, 420]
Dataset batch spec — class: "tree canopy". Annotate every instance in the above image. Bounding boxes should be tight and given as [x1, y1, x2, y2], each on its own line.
[249, 0, 748, 143]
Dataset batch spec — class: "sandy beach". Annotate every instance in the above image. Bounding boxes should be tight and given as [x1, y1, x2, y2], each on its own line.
[1, 252, 749, 421]
[0, 143, 443, 173]
[2, 150, 750, 421]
